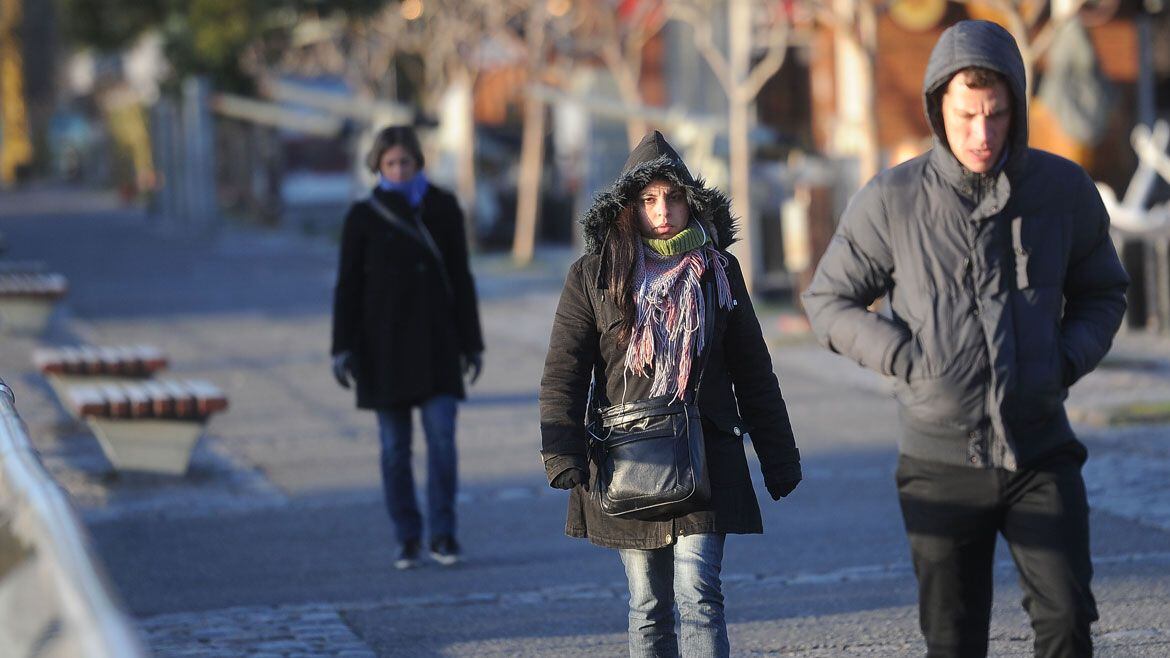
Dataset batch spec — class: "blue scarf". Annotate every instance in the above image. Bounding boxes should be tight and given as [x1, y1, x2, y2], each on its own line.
[378, 171, 429, 209]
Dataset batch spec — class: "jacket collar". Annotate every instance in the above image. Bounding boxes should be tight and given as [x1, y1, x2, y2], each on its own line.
[928, 138, 1020, 221]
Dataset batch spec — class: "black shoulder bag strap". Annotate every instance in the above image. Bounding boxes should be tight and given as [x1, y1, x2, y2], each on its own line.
[366, 195, 454, 297]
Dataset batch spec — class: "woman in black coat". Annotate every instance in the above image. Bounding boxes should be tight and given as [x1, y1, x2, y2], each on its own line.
[331, 125, 484, 569]
[539, 131, 801, 657]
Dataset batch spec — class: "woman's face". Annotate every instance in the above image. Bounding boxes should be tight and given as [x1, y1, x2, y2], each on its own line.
[636, 180, 689, 240]
[379, 145, 419, 183]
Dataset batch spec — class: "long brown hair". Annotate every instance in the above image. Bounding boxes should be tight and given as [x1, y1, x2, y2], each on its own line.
[604, 205, 642, 346]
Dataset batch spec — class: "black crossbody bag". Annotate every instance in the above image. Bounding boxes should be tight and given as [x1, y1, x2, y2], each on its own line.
[586, 283, 715, 521]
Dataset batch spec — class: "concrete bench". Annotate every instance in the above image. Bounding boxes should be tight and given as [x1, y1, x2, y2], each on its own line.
[35, 345, 229, 475]
[0, 271, 67, 335]
[61, 379, 229, 475]
[36, 345, 170, 422]
[33, 344, 168, 377]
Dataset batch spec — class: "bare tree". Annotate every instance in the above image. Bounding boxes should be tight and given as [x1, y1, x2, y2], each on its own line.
[669, 0, 793, 290]
[568, 0, 670, 149]
[801, 0, 881, 187]
[953, 0, 1090, 98]
[511, 2, 551, 265]
[242, 1, 531, 243]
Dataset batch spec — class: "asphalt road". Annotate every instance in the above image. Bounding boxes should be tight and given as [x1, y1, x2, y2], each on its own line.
[3, 196, 1168, 656]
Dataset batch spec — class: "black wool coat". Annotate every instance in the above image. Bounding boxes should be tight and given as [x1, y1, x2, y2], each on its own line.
[539, 142, 801, 550]
[331, 185, 484, 410]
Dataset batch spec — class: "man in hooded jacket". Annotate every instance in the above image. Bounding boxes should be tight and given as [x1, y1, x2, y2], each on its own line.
[803, 20, 1128, 657]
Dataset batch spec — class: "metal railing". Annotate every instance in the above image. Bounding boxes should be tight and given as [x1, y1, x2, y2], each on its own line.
[0, 377, 147, 658]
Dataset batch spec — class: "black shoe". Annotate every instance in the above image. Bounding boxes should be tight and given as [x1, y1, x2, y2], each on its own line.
[429, 536, 461, 566]
[394, 540, 421, 570]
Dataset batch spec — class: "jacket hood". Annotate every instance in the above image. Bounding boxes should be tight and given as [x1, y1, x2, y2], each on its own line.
[581, 130, 738, 255]
[923, 20, 1028, 169]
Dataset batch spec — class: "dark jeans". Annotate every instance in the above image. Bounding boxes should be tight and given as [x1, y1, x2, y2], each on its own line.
[896, 444, 1098, 658]
[376, 395, 458, 545]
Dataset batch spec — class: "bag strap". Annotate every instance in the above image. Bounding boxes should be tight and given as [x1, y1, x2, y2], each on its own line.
[367, 195, 454, 296]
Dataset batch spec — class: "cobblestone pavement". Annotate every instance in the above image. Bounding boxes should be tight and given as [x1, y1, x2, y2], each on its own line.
[141, 603, 375, 658]
[2, 192, 1169, 656]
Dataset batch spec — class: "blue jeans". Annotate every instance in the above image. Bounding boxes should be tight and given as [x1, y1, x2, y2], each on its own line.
[618, 533, 729, 658]
[375, 395, 458, 544]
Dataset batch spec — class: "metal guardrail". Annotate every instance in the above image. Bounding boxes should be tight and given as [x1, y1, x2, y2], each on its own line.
[0, 377, 147, 658]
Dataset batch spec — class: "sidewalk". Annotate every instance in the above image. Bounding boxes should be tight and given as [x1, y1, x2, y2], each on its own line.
[2, 190, 1169, 656]
[5, 194, 1170, 522]
[0, 200, 578, 522]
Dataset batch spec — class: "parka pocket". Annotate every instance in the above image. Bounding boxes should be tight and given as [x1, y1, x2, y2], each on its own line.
[594, 292, 625, 333]
[1010, 351, 1065, 423]
[895, 368, 985, 431]
[701, 420, 751, 487]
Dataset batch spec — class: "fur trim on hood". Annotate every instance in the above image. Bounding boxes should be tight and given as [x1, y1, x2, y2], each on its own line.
[581, 131, 738, 255]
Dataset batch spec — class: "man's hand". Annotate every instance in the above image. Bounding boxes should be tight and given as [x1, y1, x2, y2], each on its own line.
[551, 467, 588, 491]
[463, 352, 483, 385]
[765, 462, 803, 500]
[332, 351, 354, 389]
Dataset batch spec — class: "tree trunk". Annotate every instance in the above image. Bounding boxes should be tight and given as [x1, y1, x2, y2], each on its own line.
[451, 70, 479, 249]
[728, 0, 756, 290]
[604, 47, 650, 149]
[512, 6, 548, 265]
[829, 0, 881, 186]
[512, 95, 545, 265]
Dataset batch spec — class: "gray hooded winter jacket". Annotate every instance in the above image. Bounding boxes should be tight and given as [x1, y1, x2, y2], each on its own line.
[802, 20, 1129, 471]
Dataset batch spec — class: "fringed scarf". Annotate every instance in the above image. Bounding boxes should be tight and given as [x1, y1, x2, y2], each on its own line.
[624, 224, 734, 401]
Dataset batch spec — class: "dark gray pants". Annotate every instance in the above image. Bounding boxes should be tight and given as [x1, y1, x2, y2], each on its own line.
[896, 444, 1097, 658]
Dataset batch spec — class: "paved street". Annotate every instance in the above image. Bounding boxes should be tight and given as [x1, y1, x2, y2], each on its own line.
[2, 190, 1168, 656]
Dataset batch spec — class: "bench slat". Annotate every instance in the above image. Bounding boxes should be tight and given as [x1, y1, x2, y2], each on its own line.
[119, 382, 153, 418]
[138, 381, 175, 417]
[34, 344, 169, 376]
[62, 378, 228, 421]
[66, 385, 107, 417]
[159, 380, 197, 418]
[98, 384, 131, 418]
[184, 379, 230, 416]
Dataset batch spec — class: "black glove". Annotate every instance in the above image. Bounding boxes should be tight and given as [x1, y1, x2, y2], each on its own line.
[463, 352, 483, 385]
[765, 462, 802, 500]
[551, 467, 588, 491]
[332, 351, 353, 389]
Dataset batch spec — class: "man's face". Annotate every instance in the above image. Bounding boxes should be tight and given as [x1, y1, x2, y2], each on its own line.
[940, 73, 1012, 174]
[636, 179, 689, 239]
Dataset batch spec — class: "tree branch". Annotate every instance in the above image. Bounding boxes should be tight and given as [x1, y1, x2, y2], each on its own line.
[667, 1, 733, 93]
[1030, 0, 1089, 58]
[740, 18, 791, 101]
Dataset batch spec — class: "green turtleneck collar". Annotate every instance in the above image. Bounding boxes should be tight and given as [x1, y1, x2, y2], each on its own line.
[643, 224, 708, 256]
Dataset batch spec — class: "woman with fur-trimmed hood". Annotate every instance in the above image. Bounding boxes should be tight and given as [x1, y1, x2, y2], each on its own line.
[539, 131, 802, 656]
